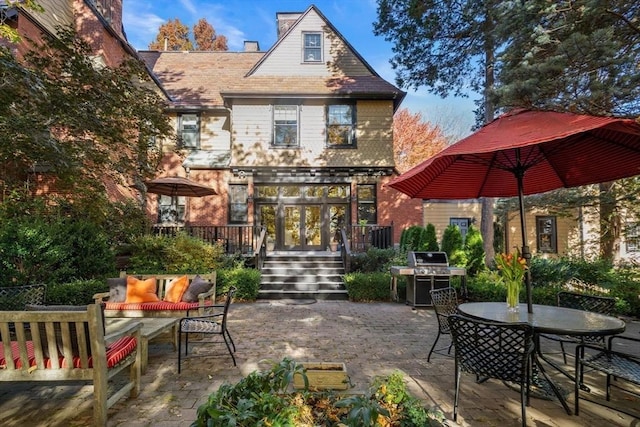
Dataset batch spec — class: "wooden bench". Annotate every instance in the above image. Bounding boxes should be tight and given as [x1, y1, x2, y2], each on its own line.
[93, 273, 216, 318]
[0, 304, 142, 426]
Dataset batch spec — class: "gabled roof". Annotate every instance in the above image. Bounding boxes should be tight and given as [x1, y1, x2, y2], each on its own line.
[246, 5, 380, 78]
[140, 5, 405, 110]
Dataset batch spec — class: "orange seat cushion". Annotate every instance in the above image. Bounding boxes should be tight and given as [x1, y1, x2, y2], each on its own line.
[163, 275, 190, 303]
[125, 276, 160, 303]
[0, 337, 137, 369]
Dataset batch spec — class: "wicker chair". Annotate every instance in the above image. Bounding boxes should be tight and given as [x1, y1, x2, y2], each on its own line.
[448, 314, 534, 427]
[427, 287, 458, 362]
[178, 287, 236, 372]
[575, 335, 640, 418]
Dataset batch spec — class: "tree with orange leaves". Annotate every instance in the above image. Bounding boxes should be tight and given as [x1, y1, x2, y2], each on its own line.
[393, 108, 447, 173]
[149, 18, 228, 51]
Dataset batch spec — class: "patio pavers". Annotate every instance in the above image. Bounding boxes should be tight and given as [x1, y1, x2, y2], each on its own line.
[0, 300, 638, 426]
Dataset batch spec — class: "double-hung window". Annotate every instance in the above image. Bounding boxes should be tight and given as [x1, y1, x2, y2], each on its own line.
[357, 184, 377, 224]
[229, 184, 248, 223]
[273, 105, 299, 147]
[327, 104, 355, 147]
[625, 222, 640, 253]
[303, 32, 322, 62]
[536, 216, 557, 253]
[158, 195, 185, 223]
[178, 113, 199, 149]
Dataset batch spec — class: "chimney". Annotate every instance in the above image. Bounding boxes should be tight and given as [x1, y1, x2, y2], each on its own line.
[276, 12, 302, 38]
[243, 41, 260, 52]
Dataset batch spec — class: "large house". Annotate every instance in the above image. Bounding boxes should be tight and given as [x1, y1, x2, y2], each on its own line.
[139, 5, 410, 252]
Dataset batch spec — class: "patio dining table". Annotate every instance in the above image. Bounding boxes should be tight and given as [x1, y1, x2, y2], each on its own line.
[457, 302, 626, 415]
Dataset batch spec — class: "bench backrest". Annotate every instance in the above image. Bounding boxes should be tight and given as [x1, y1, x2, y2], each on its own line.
[119, 272, 216, 299]
[0, 304, 104, 374]
[0, 285, 46, 310]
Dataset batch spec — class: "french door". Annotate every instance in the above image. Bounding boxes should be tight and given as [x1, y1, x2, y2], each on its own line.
[283, 204, 322, 250]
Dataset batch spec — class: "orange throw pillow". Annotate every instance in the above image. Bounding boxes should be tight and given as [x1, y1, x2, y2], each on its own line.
[164, 275, 190, 303]
[125, 277, 160, 303]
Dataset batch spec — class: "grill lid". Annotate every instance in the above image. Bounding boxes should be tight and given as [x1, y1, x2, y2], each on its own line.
[407, 251, 449, 267]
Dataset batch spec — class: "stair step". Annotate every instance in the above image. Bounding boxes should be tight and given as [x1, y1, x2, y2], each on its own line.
[258, 289, 349, 301]
[259, 253, 346, 300]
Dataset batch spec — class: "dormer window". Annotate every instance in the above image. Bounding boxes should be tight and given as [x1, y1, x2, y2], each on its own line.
[303, 32, 322, 63]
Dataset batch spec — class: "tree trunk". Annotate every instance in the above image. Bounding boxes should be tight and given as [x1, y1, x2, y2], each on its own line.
[599, 181, 619, 263]
[480, 9, 496, 265]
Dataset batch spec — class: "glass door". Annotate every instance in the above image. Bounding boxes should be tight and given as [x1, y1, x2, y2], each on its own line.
[283, 205, 322, 250]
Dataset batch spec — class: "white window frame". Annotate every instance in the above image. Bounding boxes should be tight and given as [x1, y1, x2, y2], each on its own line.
[178, 113, 200, 149]
[326, 104, 356, 147]
[625, 222, 640, 253]
[536, 216, 557, 253]
[158, 195, 185, 224]
[272, 105, 299, 147]
[303, 32, 323, 63]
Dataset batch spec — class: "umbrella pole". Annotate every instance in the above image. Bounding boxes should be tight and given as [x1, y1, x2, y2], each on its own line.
[516, 151, 533, 314]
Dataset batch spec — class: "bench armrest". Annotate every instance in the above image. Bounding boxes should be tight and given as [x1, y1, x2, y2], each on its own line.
[93, 292, 110, 304]
[198, 284, 216, 300]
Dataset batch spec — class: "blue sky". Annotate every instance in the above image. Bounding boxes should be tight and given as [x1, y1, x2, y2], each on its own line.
[122, 0, 477, 138]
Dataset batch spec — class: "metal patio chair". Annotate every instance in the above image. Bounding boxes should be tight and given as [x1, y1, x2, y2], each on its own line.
[449, 314, 534, 427]
[575, 334, 640, 419]
[538, 290, 616, 386]
[178, 287, 237, 372]
[427, 287, 458, 362]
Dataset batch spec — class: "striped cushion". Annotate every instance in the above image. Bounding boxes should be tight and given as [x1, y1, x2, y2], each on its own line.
[105, 301, 208, 311]
[0, 337, 137, 369]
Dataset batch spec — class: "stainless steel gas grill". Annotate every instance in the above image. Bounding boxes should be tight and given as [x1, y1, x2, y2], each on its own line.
[390, 251, 466, 308]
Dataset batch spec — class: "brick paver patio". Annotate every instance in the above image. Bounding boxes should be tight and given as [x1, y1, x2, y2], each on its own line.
[0, 300, 638, 426]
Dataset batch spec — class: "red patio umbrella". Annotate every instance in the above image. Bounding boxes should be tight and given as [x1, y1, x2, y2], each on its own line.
[388, 109, 640, 313]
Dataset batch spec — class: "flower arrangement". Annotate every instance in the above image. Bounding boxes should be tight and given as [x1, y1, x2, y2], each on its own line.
[495, 250, 527, 311]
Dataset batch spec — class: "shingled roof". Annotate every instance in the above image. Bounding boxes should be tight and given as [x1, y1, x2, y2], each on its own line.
[138, 51, 262, 109]
[138, 50, 405, 110]
[138, 5, 404, 110]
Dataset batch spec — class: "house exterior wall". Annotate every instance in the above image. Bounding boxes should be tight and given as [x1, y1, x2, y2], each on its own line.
[422, 200, 483, 243]
[504, 207, 579, 257]
[252, 10, 370, 77]
[230, 99, 394, 168]
[378, 177, 423, 244]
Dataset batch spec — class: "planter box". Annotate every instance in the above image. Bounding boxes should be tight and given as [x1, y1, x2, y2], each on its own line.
[293, 362, 349, 390]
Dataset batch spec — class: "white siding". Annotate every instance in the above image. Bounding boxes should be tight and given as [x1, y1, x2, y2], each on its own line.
[252, 10, 372, 77]
[200, 112, 230, 150]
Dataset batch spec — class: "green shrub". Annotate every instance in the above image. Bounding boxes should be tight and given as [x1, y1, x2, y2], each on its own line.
[464, 225, 485, 276]
[343, 272, 391, 301]
[0, 215, 114, 286]
[350, 247, 397, 273]
[441, 225, 466, 267]
[400, 225, 428, 252]
[164, 233, 223, 273]
[424, 223, 439, 251]
[217, 267, 261, 300]
[102, 199, 150, 247]
[46, 279, 108, 305]
[128, 232, 223, 274]
[193, 358, 445, 427]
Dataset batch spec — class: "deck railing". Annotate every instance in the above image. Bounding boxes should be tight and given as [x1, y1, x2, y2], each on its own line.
[152, 224, 264, 256]
[345, 224, 394, 252]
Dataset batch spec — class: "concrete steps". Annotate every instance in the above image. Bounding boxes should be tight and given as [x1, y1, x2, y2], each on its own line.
[258, 252, 348, 300]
